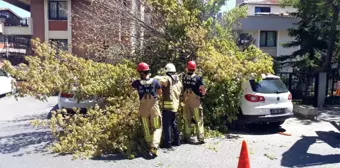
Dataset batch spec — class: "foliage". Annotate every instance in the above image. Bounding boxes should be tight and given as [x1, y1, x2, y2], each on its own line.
[4, 0, 274, 159]
[187, 24, 273, 131]
[5, 39, 141, 159]
[277, 0, 340, 72]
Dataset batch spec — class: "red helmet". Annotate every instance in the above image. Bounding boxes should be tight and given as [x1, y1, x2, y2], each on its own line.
[137, 62, 150, 72]
[187, 61, 197, 70]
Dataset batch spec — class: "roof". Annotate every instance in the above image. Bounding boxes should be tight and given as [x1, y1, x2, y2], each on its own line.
[240, 0, 280, 5]
[0, 8, 23, 19]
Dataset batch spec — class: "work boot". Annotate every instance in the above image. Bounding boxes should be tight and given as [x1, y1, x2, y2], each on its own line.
[183, 137, 195, 144]
[161, 142, 173, 149]
[149, 147, 158, 158]
[163, 146, 175, 153]
[172, 140, 181, 146]
[197, 137, 205, 144]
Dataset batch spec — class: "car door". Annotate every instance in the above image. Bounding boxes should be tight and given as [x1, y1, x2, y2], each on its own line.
[0, 69, 11, 95]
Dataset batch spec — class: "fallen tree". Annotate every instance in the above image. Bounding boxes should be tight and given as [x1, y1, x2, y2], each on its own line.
[3, 0, 273, 159]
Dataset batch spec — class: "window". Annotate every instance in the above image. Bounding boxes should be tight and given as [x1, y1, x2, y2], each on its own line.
[255, 7, 271, 13]
[49, 39, 68, 51]
[49, 1, 67, 20]
[0, 70, 7, 77]
[0, 35, 5, 43]
[250, 78, 289, 94]
[260, 31, 277, 47]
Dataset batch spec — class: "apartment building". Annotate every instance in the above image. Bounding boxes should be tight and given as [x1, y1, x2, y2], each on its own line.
[236, 0, 299, 64]
[0, 8, 32, 58]
[4, 0, 144, 56]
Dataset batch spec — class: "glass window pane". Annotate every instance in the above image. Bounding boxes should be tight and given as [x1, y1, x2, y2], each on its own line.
[262, 7, 271, 12]
[250, 79, 289, 93]
[58, 2, 67, 19]
[255, 7, 261, 13]
[50, 39, 68, 51]
[0, 35, 4, 43]
[266, 32, 276, 47]
[0, 70, 7, 76]
[49, 2, 58, 19]
[260, 32, 266, 46]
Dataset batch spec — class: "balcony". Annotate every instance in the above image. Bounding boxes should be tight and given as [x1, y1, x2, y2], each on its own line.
[238, 15, 299, 31]
[1, 17, 33, 35]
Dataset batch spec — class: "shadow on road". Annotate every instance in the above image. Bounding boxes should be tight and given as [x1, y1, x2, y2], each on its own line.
[91, 154, 127, 162]
[229, 123, 286, 135]
[0, 131, 53, 155]
[281, 131, 340, 167]
[8, 113, 51, 123]
[47, 104, 59, 119]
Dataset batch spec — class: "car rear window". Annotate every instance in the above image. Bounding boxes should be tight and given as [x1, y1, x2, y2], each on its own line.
[250, 78, 289, 94]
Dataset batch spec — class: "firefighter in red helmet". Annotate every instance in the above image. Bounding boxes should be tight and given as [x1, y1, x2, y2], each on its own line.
[181, 61, 206, 144]
[132, 62, 163, 158]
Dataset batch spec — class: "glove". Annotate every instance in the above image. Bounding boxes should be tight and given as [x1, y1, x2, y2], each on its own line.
[179, 95, 184, 102]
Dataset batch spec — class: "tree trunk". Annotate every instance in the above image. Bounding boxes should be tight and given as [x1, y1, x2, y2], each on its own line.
[324, 2, 339, 72]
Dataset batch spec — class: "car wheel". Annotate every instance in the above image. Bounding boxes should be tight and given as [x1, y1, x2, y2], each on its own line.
[269, 121, 285, 127]
[228, 109, 245, 130]
[229, 119, 245, 130]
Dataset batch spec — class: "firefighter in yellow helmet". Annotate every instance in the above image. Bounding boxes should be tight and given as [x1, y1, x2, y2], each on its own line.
[132, 62, 162, 158]
[155, 63, 182, 150]
[182, 61, 206, 144]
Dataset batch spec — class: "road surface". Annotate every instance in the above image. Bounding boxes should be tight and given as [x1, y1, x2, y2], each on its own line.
[0, 96, 339, 168]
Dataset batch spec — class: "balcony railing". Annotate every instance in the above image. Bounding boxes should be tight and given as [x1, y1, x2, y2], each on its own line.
[3, 17, 33, 35]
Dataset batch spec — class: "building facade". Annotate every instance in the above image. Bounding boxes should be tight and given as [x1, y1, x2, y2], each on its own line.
[0, 8, 32, 60]
[236, 0, 299, 71]
[4, 0, 144, 56]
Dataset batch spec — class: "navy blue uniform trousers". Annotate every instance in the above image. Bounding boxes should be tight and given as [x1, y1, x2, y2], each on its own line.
[162, 110, 180, 147]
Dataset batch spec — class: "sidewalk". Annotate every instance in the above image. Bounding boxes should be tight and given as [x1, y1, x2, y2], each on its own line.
[317, 106, 340, 122]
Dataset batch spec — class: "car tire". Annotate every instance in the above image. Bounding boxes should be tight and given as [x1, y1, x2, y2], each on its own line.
[229, 119, 245, 130]
[269, 121, 285, 127]
[228, 109, 245, 130]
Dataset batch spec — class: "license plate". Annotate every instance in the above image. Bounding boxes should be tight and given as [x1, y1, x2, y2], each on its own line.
[270, 108, 286, 115]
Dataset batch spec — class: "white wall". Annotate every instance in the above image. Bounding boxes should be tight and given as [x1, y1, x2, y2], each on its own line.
[277, 30, 299, 57]
[246, 4, 297, 16]
[241, 30, 260, 47]
[241, 30, 297, 56]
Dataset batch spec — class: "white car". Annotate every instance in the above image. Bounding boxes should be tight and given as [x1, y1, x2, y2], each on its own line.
[0, 69, 16, 96]
[232, 74, 293, 128]
[57, 91, 98, 111]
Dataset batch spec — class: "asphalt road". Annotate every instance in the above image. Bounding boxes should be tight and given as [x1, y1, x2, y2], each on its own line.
[0, 96, 339, 168]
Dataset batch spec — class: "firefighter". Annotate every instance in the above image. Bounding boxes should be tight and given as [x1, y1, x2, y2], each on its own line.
[182, 61, 206, 144]
[155, 63, 182, 150]
[132, 62, 162, 158]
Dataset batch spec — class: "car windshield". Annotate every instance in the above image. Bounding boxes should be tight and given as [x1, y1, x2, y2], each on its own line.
[250, 78, 289, 94]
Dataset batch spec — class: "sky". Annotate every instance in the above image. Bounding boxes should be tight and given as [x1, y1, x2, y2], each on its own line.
[0, 0, 235, 18]
[0, 0, 30, 17]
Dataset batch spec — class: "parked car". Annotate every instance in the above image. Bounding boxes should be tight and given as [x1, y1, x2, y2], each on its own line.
[57, 91, 98, 111]
[231, 74, 293, 129]
[0, 69, 16, 96]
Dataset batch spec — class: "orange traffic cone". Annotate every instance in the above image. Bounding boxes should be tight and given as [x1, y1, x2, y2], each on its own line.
[237, 140, 250, 168]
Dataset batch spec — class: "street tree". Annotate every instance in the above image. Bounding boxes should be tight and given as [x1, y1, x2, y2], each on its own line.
[3, 0, 273, 159]
[278, 0, 340, 72]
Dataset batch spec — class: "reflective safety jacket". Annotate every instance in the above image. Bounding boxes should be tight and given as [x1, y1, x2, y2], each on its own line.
[182, 73, 204, 97]
[155, 75, 182, 112]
